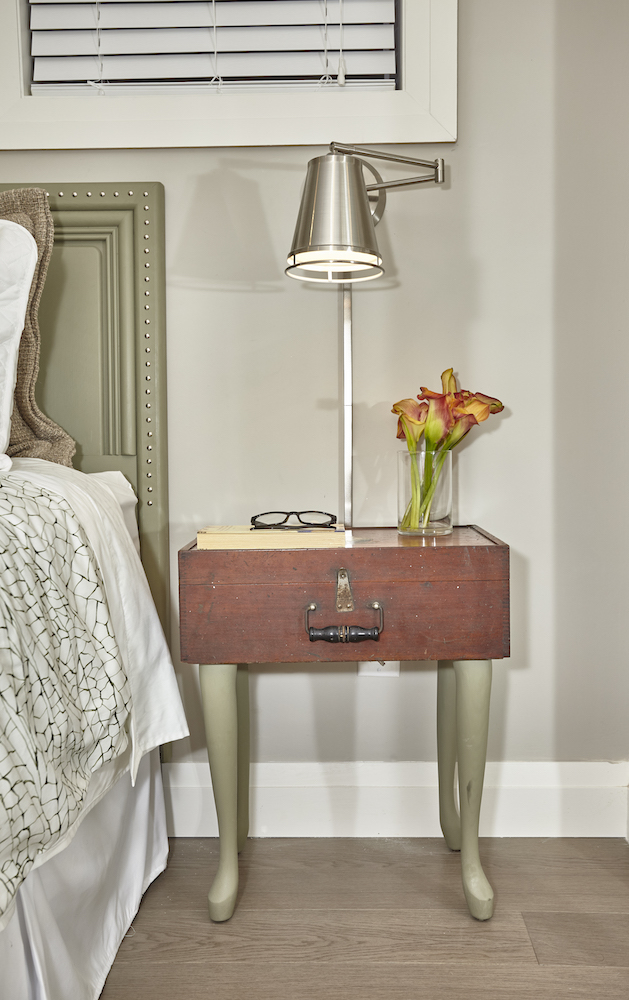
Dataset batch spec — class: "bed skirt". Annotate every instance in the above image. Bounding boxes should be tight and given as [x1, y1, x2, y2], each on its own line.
[0, 749, 167, 1000]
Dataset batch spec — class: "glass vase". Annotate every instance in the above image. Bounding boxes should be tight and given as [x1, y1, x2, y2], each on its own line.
[397, 449, 453, 536]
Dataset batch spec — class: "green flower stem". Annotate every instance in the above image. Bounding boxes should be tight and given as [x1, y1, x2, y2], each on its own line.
[401, 449, 423, 530]
[421, 447, 434, 508]
[420, 448, 449, 526]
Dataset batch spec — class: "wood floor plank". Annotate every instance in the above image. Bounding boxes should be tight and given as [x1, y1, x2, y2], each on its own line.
[112, 908, 537, 965]
[523, 912, 629, 967]
[162, 837, 629, 913]
[101, 962, 629, 1000]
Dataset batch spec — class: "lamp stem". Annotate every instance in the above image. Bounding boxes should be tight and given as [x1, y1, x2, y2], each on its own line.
[342, 283, 353, 529]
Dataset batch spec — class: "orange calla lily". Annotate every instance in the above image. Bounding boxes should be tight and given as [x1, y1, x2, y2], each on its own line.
[391, 398, 428, 451]
[441, 367, 458, 394]
[422, 393, 454, 451]
[442, 411, 480, 450]
[454, 396, 491, 424]
[473, 391, 504, 414]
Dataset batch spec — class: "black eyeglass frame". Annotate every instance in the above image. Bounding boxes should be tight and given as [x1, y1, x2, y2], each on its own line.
[251, 510, 337, 530]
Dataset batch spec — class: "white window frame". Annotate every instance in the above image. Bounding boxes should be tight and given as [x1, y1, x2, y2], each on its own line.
[0, 0, 457, 150]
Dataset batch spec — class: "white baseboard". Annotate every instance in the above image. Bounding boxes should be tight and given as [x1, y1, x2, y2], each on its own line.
[162, 761, 629, 839]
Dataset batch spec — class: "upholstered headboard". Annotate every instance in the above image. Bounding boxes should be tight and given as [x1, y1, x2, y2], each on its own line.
[0, 183, 169, 636]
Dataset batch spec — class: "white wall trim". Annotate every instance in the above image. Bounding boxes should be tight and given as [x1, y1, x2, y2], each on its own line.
[162, 761, 629, 839]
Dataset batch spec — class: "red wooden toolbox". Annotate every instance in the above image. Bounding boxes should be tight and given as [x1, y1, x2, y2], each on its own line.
[179, 525, 510, 665]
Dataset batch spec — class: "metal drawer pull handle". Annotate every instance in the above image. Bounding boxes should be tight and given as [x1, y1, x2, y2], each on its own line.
[305, 601, 383, 642]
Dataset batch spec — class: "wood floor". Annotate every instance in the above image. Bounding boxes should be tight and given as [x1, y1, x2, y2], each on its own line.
[101, 837, 629, 999]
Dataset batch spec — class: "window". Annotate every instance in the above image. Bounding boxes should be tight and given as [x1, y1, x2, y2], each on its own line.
[0, 0, 457, 148]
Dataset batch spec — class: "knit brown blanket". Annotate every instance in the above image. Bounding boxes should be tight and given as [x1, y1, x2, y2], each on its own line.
[0, 187, 75, 466]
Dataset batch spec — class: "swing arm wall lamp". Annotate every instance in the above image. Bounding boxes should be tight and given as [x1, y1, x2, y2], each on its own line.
[285, 142, 447, 526]
[286, 142, 445, 284]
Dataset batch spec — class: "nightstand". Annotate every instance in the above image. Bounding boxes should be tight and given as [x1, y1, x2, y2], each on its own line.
[179, 525, 509, 922]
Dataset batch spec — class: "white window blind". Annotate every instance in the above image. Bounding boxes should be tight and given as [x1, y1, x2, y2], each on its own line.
[29, 0, 397, 92]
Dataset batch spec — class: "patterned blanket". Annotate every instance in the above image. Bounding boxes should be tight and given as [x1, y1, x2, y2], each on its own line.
[0, 474, 131, 922]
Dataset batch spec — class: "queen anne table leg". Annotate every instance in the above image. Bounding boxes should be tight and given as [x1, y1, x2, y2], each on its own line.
[199, 662, 250, 922]
[452, 658, 494, 920]
[437, 660, 462, 850]
[236, 664, 250, 852]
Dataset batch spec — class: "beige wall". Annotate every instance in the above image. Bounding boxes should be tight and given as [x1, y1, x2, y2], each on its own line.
[2, 0, 627, 765]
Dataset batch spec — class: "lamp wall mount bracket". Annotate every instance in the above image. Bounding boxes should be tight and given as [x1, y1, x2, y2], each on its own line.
[329, 142, 445, 190]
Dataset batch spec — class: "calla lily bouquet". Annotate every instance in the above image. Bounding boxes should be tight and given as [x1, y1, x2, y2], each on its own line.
[392, 368, 504, 532]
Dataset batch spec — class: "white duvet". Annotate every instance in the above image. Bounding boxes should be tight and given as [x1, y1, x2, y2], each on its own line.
[0, 459, 188, 931]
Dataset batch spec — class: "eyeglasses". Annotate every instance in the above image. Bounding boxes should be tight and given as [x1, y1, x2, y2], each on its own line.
[251, 511, 337, 530]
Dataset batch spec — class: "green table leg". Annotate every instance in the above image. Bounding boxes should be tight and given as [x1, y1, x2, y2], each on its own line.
[436, 660, 462, 850]
[236, 664, 250, 853]
[199, 662, 250, 922]
[453, 658, 494, 921]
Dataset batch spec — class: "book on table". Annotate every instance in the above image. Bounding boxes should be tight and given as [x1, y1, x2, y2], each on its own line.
[196, 525, 347, 550]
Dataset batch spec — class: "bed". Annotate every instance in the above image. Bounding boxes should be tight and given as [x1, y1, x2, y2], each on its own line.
[0, 186, 188, 1000]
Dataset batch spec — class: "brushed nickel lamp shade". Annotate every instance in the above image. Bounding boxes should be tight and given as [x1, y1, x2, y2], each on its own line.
[286, 142, 446, 528]
[286, 152, 385, 282]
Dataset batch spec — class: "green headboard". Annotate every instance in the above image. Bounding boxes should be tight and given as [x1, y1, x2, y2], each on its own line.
[0, 182, 169, 637]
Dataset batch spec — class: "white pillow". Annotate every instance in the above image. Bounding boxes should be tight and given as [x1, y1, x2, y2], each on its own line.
[88, 470, 141, 555]
[0, 219, 38, 473]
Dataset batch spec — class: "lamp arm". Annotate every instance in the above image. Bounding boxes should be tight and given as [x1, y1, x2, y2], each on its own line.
[329, 141, 444, 184]
[364, 176, 440, 193]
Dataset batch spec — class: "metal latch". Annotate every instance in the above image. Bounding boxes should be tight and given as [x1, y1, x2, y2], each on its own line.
[335, 568, 354, 612]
